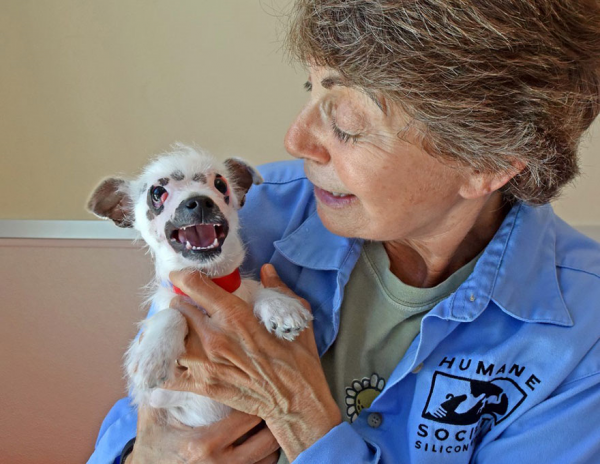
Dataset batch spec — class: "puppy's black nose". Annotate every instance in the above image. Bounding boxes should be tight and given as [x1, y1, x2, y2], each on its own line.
[185, 196, 214, 211]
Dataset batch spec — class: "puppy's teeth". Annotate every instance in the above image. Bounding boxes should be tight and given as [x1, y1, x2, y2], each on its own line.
[186, 241, 192, 250]
[212, 238, 219, 247]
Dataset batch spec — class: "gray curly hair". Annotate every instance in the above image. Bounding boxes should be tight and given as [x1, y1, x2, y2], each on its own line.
[285, 0, 600, 204]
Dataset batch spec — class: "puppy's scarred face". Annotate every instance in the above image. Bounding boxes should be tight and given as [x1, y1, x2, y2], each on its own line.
[87, 144, 314, 428]
[87, 144, 263, 279]
[165, 189, 229, 263]
[146, 172, 231, 261]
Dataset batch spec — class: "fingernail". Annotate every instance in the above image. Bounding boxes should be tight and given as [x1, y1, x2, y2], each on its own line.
[264, 264, 276, 277]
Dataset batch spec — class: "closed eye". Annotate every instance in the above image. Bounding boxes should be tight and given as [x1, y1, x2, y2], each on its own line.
[331, 116, 359, 144]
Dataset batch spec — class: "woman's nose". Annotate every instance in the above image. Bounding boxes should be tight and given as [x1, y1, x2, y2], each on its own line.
[284, 106, 330, 164]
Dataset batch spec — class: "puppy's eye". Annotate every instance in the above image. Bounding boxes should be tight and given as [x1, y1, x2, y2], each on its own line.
[151, 186, 168, 205]
[214, 177, 228, 195]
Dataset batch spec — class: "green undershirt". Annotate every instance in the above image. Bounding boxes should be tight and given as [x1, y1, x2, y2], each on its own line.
[278, 241, 480, 463]
[321, 241, 481, 424]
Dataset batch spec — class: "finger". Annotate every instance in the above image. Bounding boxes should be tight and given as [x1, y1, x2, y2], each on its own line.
[170, 269, 242, 318]
[260, 264, 295, 297]
[136, 404, 155, 425]
[260, 264, 311, 312]
[171, 299, 249, 368]
[170, 296, 213, 341]
[255, 450, 281, 464]
[136, 404, 169, 432]
[260, 264, 288, 291]
[204, 410, 263, 446]
[161, 361, 250, 398]
[169, 294, 207, 316]
[232, 426, 280, 464]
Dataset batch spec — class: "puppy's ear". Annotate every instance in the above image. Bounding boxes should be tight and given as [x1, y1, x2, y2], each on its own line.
[87, 178, 134, 228]
[224, 158, 263, 207]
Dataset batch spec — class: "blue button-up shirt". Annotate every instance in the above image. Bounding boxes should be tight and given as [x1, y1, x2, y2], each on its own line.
[89, 160, 600, 464]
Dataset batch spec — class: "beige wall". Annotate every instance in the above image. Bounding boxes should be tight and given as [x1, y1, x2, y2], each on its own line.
[553, 126, 599, 225]
[0, 0, 598, 225]
[0, 238, 153, 463]
[0, 0, 305, 221]
[0, 3, 598, 463]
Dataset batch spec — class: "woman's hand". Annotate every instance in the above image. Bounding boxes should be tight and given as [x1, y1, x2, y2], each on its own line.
[127, 405, 280, 464]
[165, 264, 342, 461]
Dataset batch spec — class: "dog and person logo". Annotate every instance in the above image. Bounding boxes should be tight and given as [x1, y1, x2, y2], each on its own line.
[415, 355, 542, 456]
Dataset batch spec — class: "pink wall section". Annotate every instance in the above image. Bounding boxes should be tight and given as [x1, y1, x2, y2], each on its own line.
[0, 238, 154, 463]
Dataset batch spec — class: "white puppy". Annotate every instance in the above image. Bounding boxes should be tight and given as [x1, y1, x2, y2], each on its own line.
[87, 143, 312, 427]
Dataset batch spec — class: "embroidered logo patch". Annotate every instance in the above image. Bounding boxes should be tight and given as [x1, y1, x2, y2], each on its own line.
[413, 356, 542, 457]
[345, 373, 386, 422]
[422, 371, 527, 426]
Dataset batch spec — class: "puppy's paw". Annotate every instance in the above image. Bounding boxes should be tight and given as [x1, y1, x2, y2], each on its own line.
[127, 343, 173, 390]
[126, 308, 187, 391]
[254, 289, 312, 341]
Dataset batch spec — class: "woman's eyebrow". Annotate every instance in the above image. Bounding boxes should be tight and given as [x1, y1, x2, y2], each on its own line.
[304, 74, 385, 114]
[364, 90, 386, 114]
[320, 75, 385, 114]
[320, 75, 345, 89]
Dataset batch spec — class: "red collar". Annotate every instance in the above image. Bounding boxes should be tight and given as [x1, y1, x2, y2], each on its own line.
[172, 268, 242, 296]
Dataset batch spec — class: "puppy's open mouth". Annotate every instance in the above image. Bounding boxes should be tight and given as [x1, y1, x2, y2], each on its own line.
[165, 221, 229, 256]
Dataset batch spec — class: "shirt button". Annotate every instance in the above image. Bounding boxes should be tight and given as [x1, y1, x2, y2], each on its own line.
[412, 363, 424, 374]
[367, 412, 383, 428]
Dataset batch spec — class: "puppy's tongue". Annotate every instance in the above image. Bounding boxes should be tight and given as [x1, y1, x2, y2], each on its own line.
[178, 225, 216, 248]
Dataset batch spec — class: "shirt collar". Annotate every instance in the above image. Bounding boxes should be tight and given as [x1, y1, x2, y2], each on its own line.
[274, 209, 362, 271]
[274, 200, 573, 327]
[446, 202, 573, 326]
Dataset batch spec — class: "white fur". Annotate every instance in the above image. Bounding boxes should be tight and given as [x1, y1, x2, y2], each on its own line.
[117, 144, 312, 427]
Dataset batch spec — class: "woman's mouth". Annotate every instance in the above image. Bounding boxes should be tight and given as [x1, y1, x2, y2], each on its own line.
[313, 186, 357, 209]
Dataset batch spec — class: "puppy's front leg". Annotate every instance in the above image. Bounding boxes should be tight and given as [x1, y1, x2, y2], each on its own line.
[126, 308, 187, 398]
[253, 287, 312, 341]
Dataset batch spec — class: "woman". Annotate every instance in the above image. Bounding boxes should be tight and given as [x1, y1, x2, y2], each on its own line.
[90, 1, 600, 463]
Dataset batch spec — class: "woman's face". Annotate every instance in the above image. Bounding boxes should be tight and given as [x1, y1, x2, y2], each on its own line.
[284, 66, 477, 242]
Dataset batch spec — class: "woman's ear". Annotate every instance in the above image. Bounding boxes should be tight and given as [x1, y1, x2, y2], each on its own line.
[459, 158, 526, 200]
[87, 177, 134, 228]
